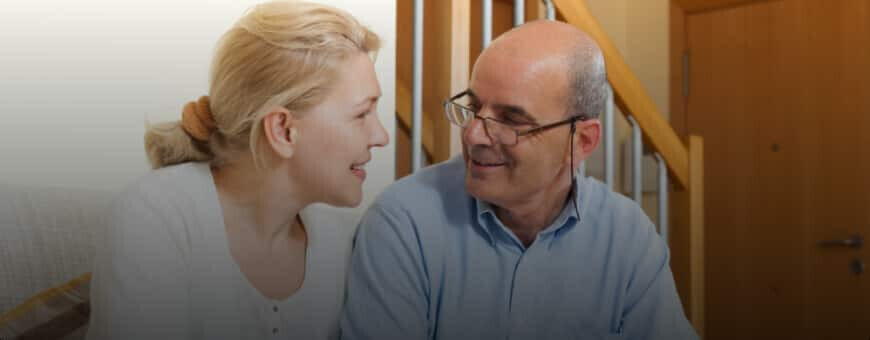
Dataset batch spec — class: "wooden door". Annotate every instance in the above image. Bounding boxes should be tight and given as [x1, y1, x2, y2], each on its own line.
[681, 0, 870, 338]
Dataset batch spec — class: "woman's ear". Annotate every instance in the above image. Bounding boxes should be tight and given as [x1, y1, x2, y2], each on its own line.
[262, 106, 299, 159]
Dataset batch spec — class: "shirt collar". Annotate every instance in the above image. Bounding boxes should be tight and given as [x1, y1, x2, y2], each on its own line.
[473, 176, 586, 248]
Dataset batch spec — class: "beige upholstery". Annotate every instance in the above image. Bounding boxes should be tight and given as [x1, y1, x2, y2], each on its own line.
[0, 182, 111, 313]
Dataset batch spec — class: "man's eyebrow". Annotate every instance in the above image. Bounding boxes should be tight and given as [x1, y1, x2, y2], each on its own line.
[494, 104, 536, 123]
[467, 90, 479, 102]
[466, 90, 536, 123]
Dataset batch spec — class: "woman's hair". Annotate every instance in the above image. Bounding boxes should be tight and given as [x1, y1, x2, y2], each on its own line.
[144, 0, 381, 169]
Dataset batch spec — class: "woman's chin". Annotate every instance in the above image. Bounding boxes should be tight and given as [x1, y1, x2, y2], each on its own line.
[325, 189, 363, 208]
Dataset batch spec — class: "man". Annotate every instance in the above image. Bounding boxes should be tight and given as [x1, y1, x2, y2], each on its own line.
[340, 21, 697, 340]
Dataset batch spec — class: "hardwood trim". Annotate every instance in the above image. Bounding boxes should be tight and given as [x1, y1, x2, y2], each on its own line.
[552, 0, 691, 189]
[425, 0, 468, 162]
[670, 135, 706, 336]
[669, 1, 688, 137]
[675, 0, 774, 13]
[447, 0, 471, 157]
[523, 0, 544, 21]
[687, 134, 705, 337]
[396, 83, 437, 159]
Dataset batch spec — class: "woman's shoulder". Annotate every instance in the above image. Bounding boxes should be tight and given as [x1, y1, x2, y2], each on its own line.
[107, 162, 215, 242]
[118, 162, 212, 207]
[99, 163, 217, 274]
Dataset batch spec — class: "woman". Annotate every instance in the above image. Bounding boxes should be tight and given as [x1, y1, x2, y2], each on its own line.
[86, 1, 387, 339]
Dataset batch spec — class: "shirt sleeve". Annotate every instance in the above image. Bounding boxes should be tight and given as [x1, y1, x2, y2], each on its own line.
[86, 188, 192, 340]
[620, 222, 699, 340]
[340, 202, 430, 340]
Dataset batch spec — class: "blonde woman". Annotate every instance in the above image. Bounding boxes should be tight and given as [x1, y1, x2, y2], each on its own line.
[86, 1, 387, 339]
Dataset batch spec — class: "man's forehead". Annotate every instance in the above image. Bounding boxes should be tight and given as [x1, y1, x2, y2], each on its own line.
[466, 89, 537, 122]
[469, 54, 569, 119]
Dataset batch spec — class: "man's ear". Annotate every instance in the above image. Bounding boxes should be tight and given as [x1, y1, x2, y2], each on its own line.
[568, 119, 601, 169]
[262, 106, 298, 160]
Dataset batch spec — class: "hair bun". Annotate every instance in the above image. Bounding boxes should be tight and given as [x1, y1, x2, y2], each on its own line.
[181, 96, 216, 141]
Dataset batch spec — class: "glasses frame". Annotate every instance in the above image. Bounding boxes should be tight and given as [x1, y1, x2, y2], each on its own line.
[443, 89, 590, 146]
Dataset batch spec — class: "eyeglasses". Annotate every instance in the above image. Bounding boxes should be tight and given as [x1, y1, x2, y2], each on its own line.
[443, 90, 589, 146]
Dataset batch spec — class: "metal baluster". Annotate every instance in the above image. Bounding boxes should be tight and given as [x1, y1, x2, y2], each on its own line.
[626, 115, 642, 203]
[654, 152, 669, 240]
[543, 0, 556, 21]
[411, 0, 424, 171]
[483, 0, 493, 48]
[604, 84, 615, 189]
[514, 0, 525, 26]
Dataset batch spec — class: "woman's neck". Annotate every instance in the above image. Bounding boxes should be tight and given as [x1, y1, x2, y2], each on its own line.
[211, 158, 308, 244]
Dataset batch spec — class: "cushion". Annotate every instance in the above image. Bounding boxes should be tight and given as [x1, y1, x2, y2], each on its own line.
[0, 273, 91, 340]
[0, 182, 111, 313]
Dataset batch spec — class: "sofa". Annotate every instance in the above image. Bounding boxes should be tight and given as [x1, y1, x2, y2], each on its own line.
[0, 182, 113, 338]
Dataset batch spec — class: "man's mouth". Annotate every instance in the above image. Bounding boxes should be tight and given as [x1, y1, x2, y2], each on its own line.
[471, 159, 506, 167]
[467, 146, 508, 172]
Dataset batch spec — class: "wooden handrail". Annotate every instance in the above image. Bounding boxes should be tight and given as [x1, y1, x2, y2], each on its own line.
[553, 0, 691, 189]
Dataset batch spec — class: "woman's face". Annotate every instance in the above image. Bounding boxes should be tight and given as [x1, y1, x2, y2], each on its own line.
[291, 52, 389, 207]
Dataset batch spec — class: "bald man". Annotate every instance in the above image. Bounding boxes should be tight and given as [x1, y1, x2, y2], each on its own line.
[340, 21, 698, 340]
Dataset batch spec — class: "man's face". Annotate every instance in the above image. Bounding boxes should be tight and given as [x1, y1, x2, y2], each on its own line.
[462, 50, 574, 208]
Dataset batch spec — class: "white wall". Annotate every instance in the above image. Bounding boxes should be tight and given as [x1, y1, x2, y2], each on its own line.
[0, 0, 396, 214]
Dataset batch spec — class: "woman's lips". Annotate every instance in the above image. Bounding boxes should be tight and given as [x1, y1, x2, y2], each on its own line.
[351, 168, 366, 180]
[351, 163, 367, 180]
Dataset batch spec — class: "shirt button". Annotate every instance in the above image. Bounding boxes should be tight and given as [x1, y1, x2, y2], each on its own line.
[272, 328, 279, 334]
[273, 305, 278, 312]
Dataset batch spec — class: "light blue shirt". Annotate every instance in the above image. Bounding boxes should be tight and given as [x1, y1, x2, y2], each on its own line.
[340, 157, 698, 340]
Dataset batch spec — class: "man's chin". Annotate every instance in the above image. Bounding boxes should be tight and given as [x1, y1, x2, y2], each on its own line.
[464, 176, 499, 202]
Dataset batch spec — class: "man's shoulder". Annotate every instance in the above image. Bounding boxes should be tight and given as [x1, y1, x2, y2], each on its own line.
[577, 178, 667, 275]
[580, 177, 656, 240]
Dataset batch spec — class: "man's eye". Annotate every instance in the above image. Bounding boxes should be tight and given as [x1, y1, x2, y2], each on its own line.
[356, 110, 370, 119]
[499, 115, 526, 126]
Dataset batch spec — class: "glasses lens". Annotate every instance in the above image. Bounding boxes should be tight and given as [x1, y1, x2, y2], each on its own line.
[482, 119, 518, 146]
[445, 103, 471, 127]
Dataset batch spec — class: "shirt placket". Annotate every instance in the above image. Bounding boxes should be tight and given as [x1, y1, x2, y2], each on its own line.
[506, 242, 543, 340]
[267, 303, 282, 338]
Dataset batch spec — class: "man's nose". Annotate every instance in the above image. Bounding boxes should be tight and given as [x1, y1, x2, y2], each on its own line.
[462, 115, 493, 146]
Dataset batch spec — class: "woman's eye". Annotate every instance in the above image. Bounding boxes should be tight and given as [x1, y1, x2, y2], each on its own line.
[356, 110, 370, 119]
